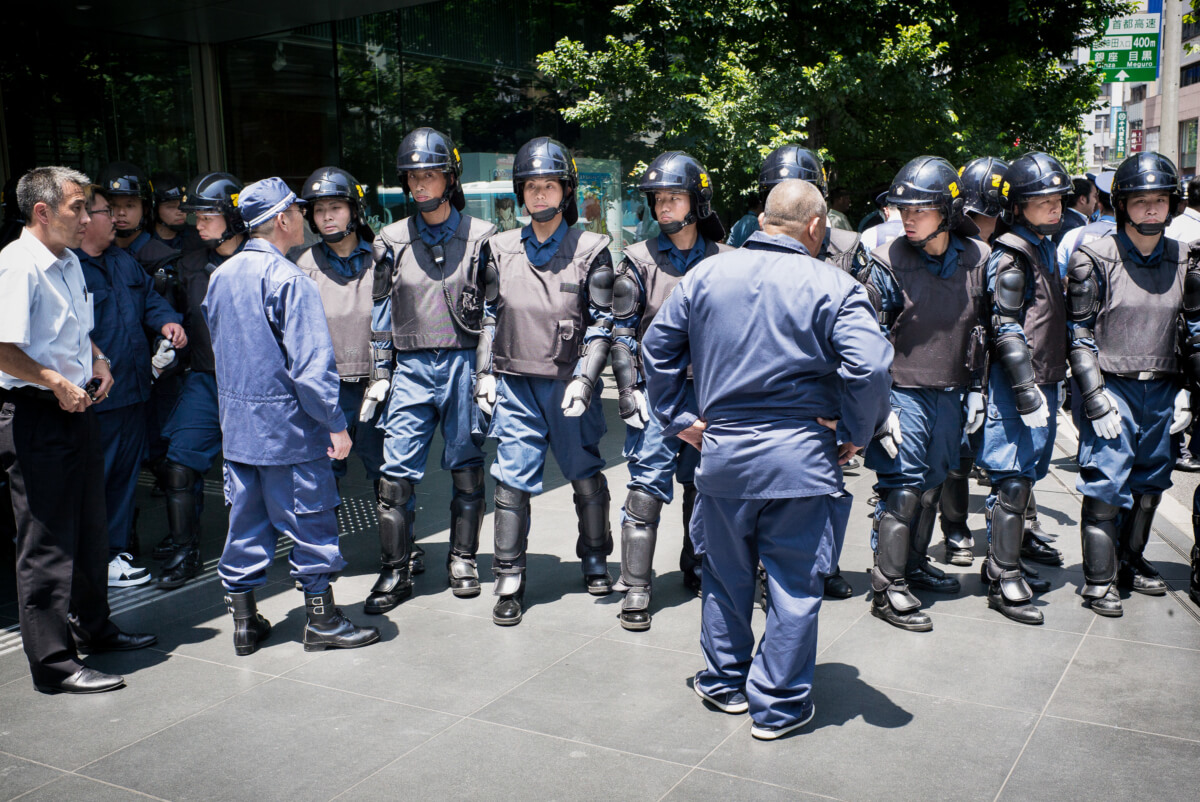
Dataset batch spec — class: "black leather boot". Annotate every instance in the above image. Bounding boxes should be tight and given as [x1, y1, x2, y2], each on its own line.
[225, 590, 271, 656]
[871, 488, 932, 631]
[680, 482, 702, 595]
[492, 572, 526, 626]
[365, 477, 414, 614]
[940, 463, 975, 566]
[905, 487, 960, 593]
[619, 490, 661, 632]
[492, 483, 531, 626]
[447, 467, 485, 598]
[1118, 493, 1167, 596]
[983, 477, 1043, 624]
[158, 462, 203, 589]
[302, 589, 380, 651]
[158, 545, 201, 590]
[573, 474, 613, 595]
[823, 567, 854, 599]
[1081, 497, 1122, 617]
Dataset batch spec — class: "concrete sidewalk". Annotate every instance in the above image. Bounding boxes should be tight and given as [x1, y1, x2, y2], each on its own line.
[1, 405, 1198, 801]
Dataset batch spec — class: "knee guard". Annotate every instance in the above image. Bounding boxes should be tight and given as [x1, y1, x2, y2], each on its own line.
[989, 477, 1032, 569]
[620, 489, 663, 589]
[493, 483, 530, 564]
[1122, 493, 1161, 557]
[572, 474, 613, 557]
[874, 487, 920, 580]
[377, 477, 414, 566]
[1081, 496, 1121, 598]
[163, 462, 201, 545]
[910, 486, 942, 559]
[449, 467, 485, 558]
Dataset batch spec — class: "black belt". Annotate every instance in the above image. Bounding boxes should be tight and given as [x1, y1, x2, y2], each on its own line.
[0, 386, 58, 403]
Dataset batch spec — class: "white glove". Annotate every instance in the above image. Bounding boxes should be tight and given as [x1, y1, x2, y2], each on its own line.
[475, 373, 497, 416]
[151, 339, 175, 377]
[622, 387, 650, 430]
[964, 391, 985, 435]
[358, 379, 389, 423]
[1091, 389, 1123, 440]
[878, 411, 902, 459]
[1020, 386, 1050, 429]
[561, 378, 591, 417]
[1170, 389, 1192, 435]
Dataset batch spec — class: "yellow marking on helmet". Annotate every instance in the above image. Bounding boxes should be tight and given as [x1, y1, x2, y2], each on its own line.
[949, 181, 959, 198]
[1001, 182, 1010, 197]
[991, 173, 1002, 187]
[958, 166, 965, 176]
[700, 173, 710, 188]
[231, 193, 239, 207]
[452, 147, 460, 163]
[357, 185, 364, 197]
[571, 158, 578, 172]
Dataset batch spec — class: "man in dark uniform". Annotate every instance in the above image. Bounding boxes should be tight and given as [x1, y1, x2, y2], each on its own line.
[864, 156, 990, 632]
[152, 172, 248, 589]
[365, 129, 496, 609]
[643, 178, 891, 739]
[475, 136, 614, 626]
[571, 151, 729, 631]
[1067, 152, 1200, 617]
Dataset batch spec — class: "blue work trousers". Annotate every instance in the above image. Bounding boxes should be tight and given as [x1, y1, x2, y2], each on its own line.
[333, 380, 384, 482]
[866, 387, 966, 493]
[622, 380, 700, 502]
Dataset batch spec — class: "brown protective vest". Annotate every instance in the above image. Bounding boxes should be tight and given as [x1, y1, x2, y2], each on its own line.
[294, 244, 374, 379]
[874, 236, 989, 389]
[1083, 235, 1189, 375]
[991, 233, 1067, 384]
[490, 227, 611, 380]
[374, 214, 496, 352]
[621, 237, 733, 340]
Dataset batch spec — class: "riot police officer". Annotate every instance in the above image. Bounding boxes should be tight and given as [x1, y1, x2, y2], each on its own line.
[972, 152, 1072, 625]
[150, 171, 200, 252]
[362, 129, 495, 611]
[475, 136, 614, 626]
[293, 166, 385, 511]
[98, 162, 155, 257]
[152, 173, 248, 588]
[1067, 152, 1200, 617]
[576, 151, 729, 631]
[865, 156, 989, 632]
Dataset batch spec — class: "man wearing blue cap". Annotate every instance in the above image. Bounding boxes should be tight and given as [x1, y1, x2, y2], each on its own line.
[202, 177, 379, 655]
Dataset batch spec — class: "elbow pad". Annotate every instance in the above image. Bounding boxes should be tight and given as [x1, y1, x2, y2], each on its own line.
[994, 259, 1027, 317]
[994, 332, 1040, 415]
[1066, 257, 1101, 322]
[1067, 345, 1113, 420]
[576, 330, 612, 389]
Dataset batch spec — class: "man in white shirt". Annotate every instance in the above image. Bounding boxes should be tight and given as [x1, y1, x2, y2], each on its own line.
[1166, 176, 1200, 243]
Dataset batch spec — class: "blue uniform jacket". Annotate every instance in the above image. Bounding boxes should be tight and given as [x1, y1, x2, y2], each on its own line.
[202, 238, 347, 466]
[74, 244, 181, 410]
[642, 231, 893, 499]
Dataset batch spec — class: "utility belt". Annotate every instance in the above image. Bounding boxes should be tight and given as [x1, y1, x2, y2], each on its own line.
[0, 385, 59, 404]
[1106, 370, 1173, 382]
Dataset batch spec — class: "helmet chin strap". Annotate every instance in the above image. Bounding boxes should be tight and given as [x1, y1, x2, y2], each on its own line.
[319, 224, 354, 244]
[659, 212, 697, 236]
[416, 195, 446, 213]
[906, 218, 949, 249]
[1131, 219, 1168, 236]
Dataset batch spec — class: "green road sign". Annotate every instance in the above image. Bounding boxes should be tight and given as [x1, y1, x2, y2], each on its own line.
[1091, 13, 1160, 83]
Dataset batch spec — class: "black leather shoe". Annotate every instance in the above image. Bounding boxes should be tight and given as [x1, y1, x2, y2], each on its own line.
[581, 554, 613, 596]
[619, 586, 652, 632]
[76, 629, 157, 653]
[905, 560, 961, 593]
[1118, 556, 1168, 596]
[492, 592, 525, 626]
[823, 569, 854, 599]
[35, 667, 125, 694]
[410, 544, 426, 576]
[1176, 456, 1200, 472]
[682, 569, 702, 597]
[1087, 585, 1123, 617]
[158, 546, 201, 590]
[1021, 532, 1063, 566]
[447, 556, 481, 598]
[987, 583, 1044, 625]
[152, 534, 178, 561]
[302, 589, 380, 651]
[1020, 559, 1051, 593]
[363, 563, 413, 614]
[870, 591, 932, 632]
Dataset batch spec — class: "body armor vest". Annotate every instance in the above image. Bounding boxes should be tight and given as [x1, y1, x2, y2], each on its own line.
[178, 247, 218, 373]
[1083, 235, 1189, 375]
[375, 214, 495, 352]
[819, 227, 862, 274]
[491, 227, 611, 380]
[294, 245, 375, 379]
[622, 237, 732, 340]
[875, 237, 989, 389]
[992, 233, 1067, 384]
[135, 236, 185, 312]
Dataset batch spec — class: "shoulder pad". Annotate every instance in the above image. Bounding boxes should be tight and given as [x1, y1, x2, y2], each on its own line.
[1067, 246, 1101, 282]
[1066, 253, 1101, 321]
[574, 230, 613, 265]
[993, 232, 1038, 267]
[622, 240, 657, 274]
[587, 260, 614, 309]
[612, 268, 642, 319]
[379, 218, 416, 245]
[488, 228, 525, 254]
[993, 257, 1028, 316]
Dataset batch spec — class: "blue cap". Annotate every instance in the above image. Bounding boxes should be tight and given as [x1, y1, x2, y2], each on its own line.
[237, 176, 304, 230]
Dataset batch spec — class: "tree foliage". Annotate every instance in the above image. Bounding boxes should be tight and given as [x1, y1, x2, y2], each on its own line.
[539, 0, 1135, 216]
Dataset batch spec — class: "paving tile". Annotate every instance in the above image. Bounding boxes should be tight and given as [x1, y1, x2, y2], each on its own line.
[700, 677, 1036, 802]
[921, 569, 1098, 635]
[80, 677, 456, 801]
[0, 752, 65, 801]
[473, 637, 747, 764]
[283, 605, 592, 716]
[11, 773, 157, 801]
[820, 608, 1082, 713]
[661, 769, 833, 802]
[1046, 636, 1200, 741]
[1085, 586, 1200, 650]
[337, 718, 689, 802]
[0, 644, 31, 687]
[998, 716, 1200, 801]
[0, 651, 268, 769]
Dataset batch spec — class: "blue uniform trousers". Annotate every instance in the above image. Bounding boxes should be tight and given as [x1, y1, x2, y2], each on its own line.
[333, 380, 384, 483]
[622, 380, 700, 502]
[145, 372, 182, 465]
[96, 403, 147, 557]
[1076, 376, 1176, 509]
[693, 492, 852, 728]
[218, 459, 346, 593]
[380, 349, 483, 507]
[489, 375, 606, 494]
[978, 372, 1059, 534]
[163, 371, 223, 518]
[867, 387, 966, 493]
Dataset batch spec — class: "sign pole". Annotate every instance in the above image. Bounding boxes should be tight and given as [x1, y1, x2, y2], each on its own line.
[1160, 0, 1181, 166]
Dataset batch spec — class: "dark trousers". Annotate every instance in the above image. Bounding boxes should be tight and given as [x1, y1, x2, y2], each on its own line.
[0, 394, 118, 685]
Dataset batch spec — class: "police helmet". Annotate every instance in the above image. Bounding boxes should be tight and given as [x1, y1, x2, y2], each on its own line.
[180, 172, 247, 244]
[886, 156, 965, 246]
[396, 127, 465, 213]
[98, 161, 153, 233]
[958, 157, 1009, 218]
[759, 145, 826, 198]
[513, 136, 579, 226]
[639, 151, 725, 242]
[998, 152, 1069, 234]
[1111, 151, 1180, 235]
[301, 166, 374, 244]
[151, 171, 188, 229]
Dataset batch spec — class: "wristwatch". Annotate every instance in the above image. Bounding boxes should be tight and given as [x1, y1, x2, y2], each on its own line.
[95, 354, 112, 368]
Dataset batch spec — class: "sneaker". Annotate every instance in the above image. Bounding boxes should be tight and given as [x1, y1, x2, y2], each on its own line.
[751, 704, 816, 740]
[108, 553, 151, 587]
[694, 681, 749, 714]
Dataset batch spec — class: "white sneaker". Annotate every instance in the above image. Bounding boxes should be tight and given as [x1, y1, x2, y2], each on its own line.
[751, 704, 816, 740]
[108, 553, 151, 587]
